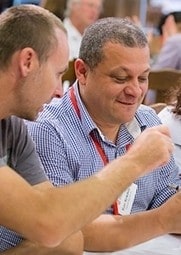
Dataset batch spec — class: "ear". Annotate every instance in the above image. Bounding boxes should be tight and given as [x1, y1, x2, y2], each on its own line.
[18, 48, 38, 77]
[74, 58, 88, 85]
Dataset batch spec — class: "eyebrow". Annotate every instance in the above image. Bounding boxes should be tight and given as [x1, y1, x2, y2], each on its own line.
[113, 67, 151, 74]
[142, 68, 151, 74]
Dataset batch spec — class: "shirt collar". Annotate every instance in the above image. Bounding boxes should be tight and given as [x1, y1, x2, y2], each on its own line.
[73, 82, 98, 137]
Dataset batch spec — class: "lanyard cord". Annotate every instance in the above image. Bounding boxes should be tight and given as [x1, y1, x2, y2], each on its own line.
[69, 87, 122, 214]
[69, 87, 109, 165]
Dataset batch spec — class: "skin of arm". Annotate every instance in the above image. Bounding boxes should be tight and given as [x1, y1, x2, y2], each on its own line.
[83, 213, 164, 252]
[0, 231, 83, 255]
[0, 182, 84, 255]
[3, 187, 181, 254]
[0, 125, 174, 248]
[82, 190, 181, 252]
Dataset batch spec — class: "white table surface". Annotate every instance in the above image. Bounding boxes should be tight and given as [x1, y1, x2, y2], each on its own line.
[84, 234, 181, 255]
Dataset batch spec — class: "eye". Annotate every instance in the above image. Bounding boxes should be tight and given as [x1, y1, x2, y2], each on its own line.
[113, 76, 128, 84]
[138, 77, 148, 83]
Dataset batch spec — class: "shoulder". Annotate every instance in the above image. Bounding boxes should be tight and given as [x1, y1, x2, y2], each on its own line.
[136, 104, 162, 126]
[63, 18, 71, 27]
[63, 18, 78, 34]
[158, 106, 181, 142]
[1, 116, 27, 136]
[1, 115, 24, 126]
[158, 106, 173, 122]
[27, 95, 75, 135]
[158, 106, 181, 127]
[37, 96, 69, 123]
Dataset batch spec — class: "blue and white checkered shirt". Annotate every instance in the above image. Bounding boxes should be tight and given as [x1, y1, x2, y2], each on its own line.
[27, 82, 180, 214]
[1, 82, 180, 251]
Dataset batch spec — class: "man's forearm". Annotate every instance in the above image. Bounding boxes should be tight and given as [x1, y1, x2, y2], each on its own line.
[0, 126, 174, 247]
[83, 190, 181, 253]
[82, 210, 165, 252]
[0, 241, 64, 255]
[0, 231, 83, 255]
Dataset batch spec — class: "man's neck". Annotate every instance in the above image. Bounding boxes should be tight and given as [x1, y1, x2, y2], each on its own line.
[0, 74, 14, 119]
[70, 17, 85, 35]
[0, 97, 12, 119]
[94, 121, 120, 144]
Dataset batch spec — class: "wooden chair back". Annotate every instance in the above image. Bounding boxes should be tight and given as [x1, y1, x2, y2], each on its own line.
[149, 103, 167, 114]
[62, 59, 76, 86]
[144, 69, 181, 104]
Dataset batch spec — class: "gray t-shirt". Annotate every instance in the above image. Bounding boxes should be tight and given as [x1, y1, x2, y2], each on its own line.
[0, 116, 48, 251]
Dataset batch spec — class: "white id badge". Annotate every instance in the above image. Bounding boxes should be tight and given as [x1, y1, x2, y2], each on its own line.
[116, 183, 137, 215]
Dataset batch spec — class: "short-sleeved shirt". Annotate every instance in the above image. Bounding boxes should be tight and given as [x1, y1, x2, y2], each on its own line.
[158, 106, 181, 172]
[0, 116, 48, 251]
[27, 82, 180, 214]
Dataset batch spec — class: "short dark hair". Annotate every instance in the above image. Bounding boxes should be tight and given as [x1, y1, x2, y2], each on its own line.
[158, 11, 181, 35]
[79, 17, 148, 70]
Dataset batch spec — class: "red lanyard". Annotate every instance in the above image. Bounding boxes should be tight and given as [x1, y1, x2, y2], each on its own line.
[70, 87, 109, 164]
[70, 86, 81, 119]
[69, 87, 126, 215]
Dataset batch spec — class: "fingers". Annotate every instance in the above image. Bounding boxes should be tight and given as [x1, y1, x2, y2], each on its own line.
[147, 125, 174, 155]
[127, 125, 174, 176]
[149, 124, 171, 137]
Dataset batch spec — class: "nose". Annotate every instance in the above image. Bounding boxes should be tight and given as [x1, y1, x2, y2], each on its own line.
[125, 80, 144, 97]
[53, 89, 62, 98]
[53, 83, 63, 98]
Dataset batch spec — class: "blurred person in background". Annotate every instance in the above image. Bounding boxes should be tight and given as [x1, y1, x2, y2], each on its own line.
[150, 0, 181, 16]
[145, 11, 181, 105]
[63, 0, 103, 60]
[153, 11, 181, 70]
[159, 86, 181, 173]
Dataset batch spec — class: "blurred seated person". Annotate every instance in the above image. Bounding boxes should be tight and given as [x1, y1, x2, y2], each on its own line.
[145, 12, 181, 105]
[150, 0, 181, 16]
[152, 12, 181, 70]
[63, 0, 103, 60]
[159, 86, 181, 173]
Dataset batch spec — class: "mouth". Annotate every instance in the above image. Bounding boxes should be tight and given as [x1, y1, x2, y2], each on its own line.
[117, 100, 137, 106]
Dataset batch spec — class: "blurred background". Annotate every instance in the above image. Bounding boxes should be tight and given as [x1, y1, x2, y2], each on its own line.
[1, 0, 181, 104]
[1, 0, 180, 31]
